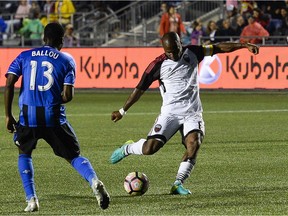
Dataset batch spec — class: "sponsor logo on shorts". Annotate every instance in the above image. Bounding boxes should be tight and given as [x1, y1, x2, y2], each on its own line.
[154, 124, 162, 132]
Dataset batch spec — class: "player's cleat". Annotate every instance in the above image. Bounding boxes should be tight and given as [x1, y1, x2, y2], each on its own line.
[170, 180, 191, 195]
[24, 196, 39, 212]
[110, 140, 134, 164]
[91, 179, 110, 210]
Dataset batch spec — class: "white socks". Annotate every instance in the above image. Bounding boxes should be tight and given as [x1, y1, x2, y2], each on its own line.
[175, 159, 196, 183]
[126, 139, 146, 155]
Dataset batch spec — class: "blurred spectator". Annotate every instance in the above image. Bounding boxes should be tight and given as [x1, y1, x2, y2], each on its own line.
[14, 0, 31, 20]
[190, 20, 203, 45]
[214, 18, 236, 42]
[159, 4, 186, 38]
[43, 0, 57, 23]
[234, 14, 247, 37]
[203, 20, 218, 44]
[0, 16, 8, 45]
[39, 15, 48, 27]
[285, 0, 288, 9]
[43, 0, 54, 14]
[240, 15, 269, 44]
[279, 7, 288, 36]
[270, 7, 288, 44]
[54, 0, 75, 26]
[63, 23, 79, 47]
[155, 2, 167, 34]
[226, 5, 239, 30]
[5, 0, 31, 37]
[252, 8, 271, 30]
[226, 0, 238, 10]
[30, 0, 41, 15]
[258, 1, 286, 34]
[19, 10, 44, 46]
[257, 0, 285, 20]
[239, 0, 257, 18]
[182, 18, 203, 45]
[217, 4, 238, 31]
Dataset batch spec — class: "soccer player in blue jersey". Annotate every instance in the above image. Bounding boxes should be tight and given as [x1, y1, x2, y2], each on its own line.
[110, 32, 259, 195]
[4, 22, 110, 212]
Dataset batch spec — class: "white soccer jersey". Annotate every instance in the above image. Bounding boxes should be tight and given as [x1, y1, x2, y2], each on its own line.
[136, 44, 213, 116]
[159, 48, 202, 115]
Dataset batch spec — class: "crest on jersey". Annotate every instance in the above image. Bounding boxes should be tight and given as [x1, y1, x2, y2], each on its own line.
[154, 124, 162, 132]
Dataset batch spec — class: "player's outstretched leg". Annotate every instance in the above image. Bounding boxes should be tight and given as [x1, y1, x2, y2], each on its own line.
[170, 180, 191, 195]
[24, 197, 39, 212]
[110, 140, 134, 164]
[91, 178, 110, 210]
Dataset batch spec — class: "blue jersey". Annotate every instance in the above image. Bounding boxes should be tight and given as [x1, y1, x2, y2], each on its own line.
[6, 46, 75, 127]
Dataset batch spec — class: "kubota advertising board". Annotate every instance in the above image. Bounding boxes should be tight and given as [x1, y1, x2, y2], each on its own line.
[0, 47, 287, 89]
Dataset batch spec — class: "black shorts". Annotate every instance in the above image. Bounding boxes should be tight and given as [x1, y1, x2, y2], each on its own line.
[13, 122, 80, 160]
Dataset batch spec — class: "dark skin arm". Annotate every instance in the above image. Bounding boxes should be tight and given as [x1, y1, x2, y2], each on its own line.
[111, 88, 145, 122]
[62, 84, 74, 103]
[213, 42, 259, 55]
[4, 74, 18, 133]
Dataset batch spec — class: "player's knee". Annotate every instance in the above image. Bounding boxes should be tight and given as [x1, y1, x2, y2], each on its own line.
[186, 132, 203, 147]
[142, 139, 164, 155]
[186, 136, 201, 147]
[189, 139, 202, 151]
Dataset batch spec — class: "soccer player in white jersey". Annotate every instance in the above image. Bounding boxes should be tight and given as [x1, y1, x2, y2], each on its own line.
[4, 23, 110, 212]
[110, 32, 259, 195]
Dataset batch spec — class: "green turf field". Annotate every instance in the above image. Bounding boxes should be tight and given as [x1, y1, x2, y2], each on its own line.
[0, 90, 288, 215]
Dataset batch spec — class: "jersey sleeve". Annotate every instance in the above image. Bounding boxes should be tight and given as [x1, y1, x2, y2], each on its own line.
[64, 63, 75, 86]
[6, 53, 22, 78]
[63, 52, 76, 86]
[136, 53, 166, 91]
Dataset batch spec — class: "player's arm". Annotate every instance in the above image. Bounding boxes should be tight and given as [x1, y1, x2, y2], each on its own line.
[212, 42, 259, 55]
[4, 74, 18, 133]
[62, 84, 74, 103]
[111, 88, 144, 122]
[111, 55, 164, 123]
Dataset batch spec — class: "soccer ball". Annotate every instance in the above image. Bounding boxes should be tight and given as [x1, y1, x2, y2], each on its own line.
[124, 171, 149, 196]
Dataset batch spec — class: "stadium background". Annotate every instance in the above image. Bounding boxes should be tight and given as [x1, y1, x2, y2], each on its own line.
[1, 1, 288, 215]
[0, 46, 287, 89]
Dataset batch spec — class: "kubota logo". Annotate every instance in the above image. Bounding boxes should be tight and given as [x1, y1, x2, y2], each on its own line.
[198, 55, 222, 84]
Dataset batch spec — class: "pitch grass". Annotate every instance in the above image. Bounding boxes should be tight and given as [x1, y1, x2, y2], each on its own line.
[0, 90, 288, 215]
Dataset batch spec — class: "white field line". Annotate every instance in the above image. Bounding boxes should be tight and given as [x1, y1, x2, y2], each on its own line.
[1, 109, 287, 118]
[66, 109, 288, 116]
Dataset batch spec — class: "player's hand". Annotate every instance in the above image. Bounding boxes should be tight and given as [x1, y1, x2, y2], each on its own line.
[6, 116, 17, 133]
[111, 111, 123, 123]
[247, 43, 259, 55]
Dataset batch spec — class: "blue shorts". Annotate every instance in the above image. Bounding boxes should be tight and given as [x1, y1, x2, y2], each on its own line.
[13, 122, 80, 160]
